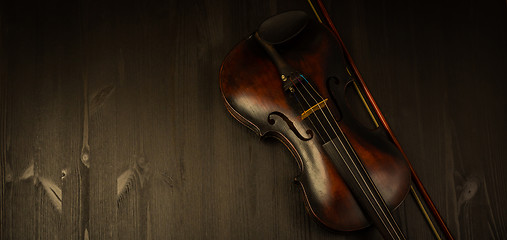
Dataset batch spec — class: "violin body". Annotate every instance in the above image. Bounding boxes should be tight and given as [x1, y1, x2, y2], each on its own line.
[219, 14, 411, 232]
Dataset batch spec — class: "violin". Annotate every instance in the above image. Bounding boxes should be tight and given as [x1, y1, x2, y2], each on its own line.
[219, 7, 453, 240]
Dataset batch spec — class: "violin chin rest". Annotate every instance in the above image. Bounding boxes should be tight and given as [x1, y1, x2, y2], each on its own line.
[257, 10, 309, 45]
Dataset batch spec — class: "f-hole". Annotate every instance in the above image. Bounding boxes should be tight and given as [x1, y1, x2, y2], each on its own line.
[326, 76, 343, 122]
[268, 112, 313, 141]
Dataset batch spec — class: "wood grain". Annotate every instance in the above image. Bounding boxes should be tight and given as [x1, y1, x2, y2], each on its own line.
[1, 0, 506, 239]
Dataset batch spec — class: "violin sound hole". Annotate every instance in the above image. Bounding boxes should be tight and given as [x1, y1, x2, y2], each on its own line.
[326, 76, 343, 121]
[267, 112, 313, 141]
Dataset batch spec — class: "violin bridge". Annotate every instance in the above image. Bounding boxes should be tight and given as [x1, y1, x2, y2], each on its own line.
[301, 99, 328, 120]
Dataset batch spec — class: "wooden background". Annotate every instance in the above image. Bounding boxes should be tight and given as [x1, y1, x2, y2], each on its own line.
[1, 0, 506, 239]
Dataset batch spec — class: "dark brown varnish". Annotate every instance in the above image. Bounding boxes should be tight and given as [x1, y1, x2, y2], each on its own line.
[219, 19, 411, 231]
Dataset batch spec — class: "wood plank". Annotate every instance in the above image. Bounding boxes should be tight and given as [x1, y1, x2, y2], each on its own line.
[1, 0, 506, 239]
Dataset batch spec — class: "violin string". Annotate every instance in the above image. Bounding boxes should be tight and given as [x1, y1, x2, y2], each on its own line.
[287, 75, 336, 140]
[302, 76, 397, 234]
[290, 75, 378, 202]
[306, 0, 406, 236]
[298, 76, 388, 195]
[288, 74, 399, 238]
[287, 75, 372, 197]
[298, 75, 401, 238]
[290, 84, 326, 142]
[295, 78, 398, 238]
[300, 75, 401, 238]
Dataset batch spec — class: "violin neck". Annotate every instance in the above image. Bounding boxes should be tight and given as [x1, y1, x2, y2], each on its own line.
[322, 138, 406, 240]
